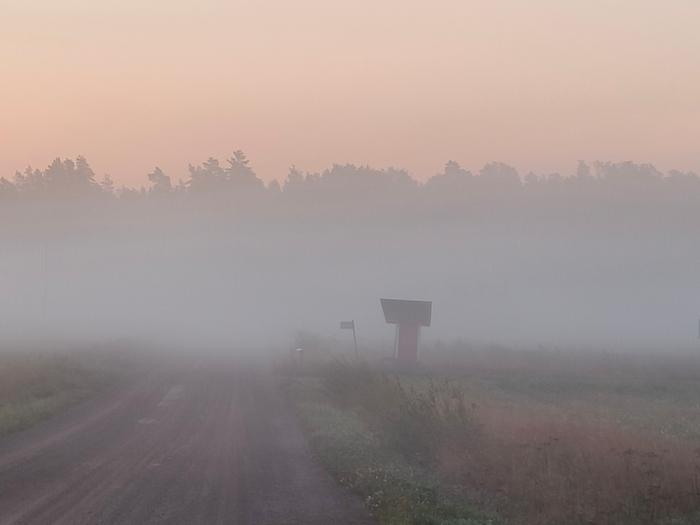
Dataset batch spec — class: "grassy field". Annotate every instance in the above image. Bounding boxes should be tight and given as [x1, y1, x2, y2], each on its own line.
[287, 344, 700, 525]
[0, 349, 127, 436]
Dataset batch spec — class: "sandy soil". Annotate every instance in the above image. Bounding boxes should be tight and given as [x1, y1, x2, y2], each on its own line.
[0, 356, 374, 525]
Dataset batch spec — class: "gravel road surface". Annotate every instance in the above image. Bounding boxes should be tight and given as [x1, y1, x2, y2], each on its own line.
[0, 357, 373, 525]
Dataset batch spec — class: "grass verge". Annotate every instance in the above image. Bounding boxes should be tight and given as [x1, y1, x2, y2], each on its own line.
[0, 350, 125, 436]
[290, 369, 500, 525]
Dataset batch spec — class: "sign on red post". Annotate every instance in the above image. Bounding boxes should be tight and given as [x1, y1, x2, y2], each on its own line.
[380, 299, 432, 364]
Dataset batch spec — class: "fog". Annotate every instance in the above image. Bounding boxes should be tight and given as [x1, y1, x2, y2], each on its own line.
[2, 155, 698, 352]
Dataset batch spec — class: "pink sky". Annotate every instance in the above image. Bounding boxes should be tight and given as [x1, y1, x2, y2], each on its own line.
[2, 0, 699, 185]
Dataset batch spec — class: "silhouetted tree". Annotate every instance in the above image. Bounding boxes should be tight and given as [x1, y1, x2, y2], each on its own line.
[0, 177, 16, 199]
[148, 167, 172, 195]
[101, 175, 116, 195]
[267, 180, 281, 193]
[187, 157, 227, 193]
[426, 160, 473, 190]
[283, 166, 305, 192]
[226, 150, 263, 190]
[576, 161, 591, 179]
[479, 162, 520, 186]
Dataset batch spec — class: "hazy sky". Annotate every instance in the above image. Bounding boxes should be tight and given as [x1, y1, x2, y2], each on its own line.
[2, 0, 699, 185]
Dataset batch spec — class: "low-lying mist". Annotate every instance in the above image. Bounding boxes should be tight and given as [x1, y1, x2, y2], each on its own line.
[1, 155, 698, 352]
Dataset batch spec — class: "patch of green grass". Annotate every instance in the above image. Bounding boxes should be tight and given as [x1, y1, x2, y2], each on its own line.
[0, 393, 74, 435]
[0, 351, 122, 436]
[291, 376, 499, 525]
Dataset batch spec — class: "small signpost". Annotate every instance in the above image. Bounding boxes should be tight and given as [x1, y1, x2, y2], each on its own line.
[340, 320, 358, 359]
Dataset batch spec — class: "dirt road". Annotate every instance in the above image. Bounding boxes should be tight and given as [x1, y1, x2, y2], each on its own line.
[0, 358, 374, 525]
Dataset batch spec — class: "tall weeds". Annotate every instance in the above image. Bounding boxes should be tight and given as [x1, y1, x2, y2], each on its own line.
[323, 359, 477, 464]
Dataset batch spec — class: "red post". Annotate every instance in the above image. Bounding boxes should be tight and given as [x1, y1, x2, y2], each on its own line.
[397, 323, 420, 363]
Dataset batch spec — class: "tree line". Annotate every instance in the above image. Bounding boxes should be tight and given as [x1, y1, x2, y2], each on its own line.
[3, 152, 698, 202]
[2, 151, 699, 237]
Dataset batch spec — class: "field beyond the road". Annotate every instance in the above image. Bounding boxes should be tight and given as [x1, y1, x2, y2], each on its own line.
[289, 345, 700, 525]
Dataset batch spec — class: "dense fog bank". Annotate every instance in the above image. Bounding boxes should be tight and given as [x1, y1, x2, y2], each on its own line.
[1, 156, 698, 351]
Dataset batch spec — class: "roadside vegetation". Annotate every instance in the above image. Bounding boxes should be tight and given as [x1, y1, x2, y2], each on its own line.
[287, 343, 700, 525]
[0, 349, 127, 436]
[291, 363, 497, 525]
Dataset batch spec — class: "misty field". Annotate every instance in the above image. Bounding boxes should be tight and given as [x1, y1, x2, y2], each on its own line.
[0, 350, 125, 436]
[288, 346, 700, 525]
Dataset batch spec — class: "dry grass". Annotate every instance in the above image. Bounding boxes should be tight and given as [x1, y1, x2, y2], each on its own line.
[423, 345, 700, 524]
[302, 346, 700, 524]
[440, 405, 700, 524]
